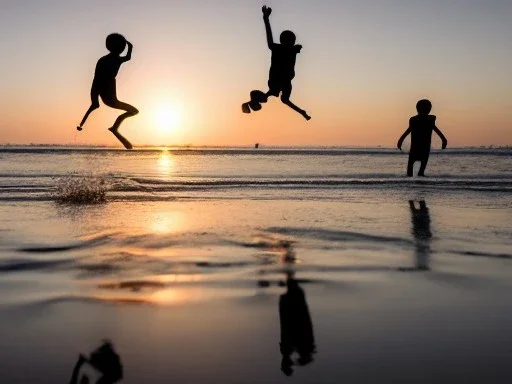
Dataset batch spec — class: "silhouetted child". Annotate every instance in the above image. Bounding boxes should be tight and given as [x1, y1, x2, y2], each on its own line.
[77, 34, 139, 147]
[279, 272, 316, 376]
[69, 341, 123, 384]
[409, 200, 431, 271]
[242, 6, 311, 121]
[397, 99, 447, 176]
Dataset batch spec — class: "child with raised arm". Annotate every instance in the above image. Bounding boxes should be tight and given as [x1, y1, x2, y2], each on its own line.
[397, 99, 447, 177]
[77, 33, 139, 149]
[242, 6, 311, 121]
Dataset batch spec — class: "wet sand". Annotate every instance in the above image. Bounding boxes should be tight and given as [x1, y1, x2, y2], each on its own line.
[0, 199, 511, 383]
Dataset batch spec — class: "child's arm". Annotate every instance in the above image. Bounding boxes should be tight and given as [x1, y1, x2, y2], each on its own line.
[121, 41, 133, 62]
[262, 6, 274, 49]
[397, 125, 412, 151]
[69, 355, 87, 384]
[433, 126, 447, 149]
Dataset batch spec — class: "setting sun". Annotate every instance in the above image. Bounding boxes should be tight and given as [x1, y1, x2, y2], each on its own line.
[154, 106, 182, 132]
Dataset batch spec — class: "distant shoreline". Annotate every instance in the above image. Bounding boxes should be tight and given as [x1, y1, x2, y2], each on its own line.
[0, 144, 511, 150]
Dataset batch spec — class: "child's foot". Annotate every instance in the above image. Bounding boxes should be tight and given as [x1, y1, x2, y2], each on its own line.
[250, 90, 268, 103]
[241, 103, 251, 114]
[248, 100, 262, 112]
[77, 126, 83, 131]
[109, 127, 133, 150]
[301, 111, 311, 121]
[418, 173, 427, 177]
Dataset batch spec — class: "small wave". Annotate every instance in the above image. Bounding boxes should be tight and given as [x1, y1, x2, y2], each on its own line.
[19, 245, 88, 253]
[266, 227, 411, 245]
[452, 250, 512, 259]
[17, 233, 112, 254]
[99, 280, 167, 292]
[1, 175, 511, 204]
[0, 258, 73, 272]
[31, 295, 156, 306]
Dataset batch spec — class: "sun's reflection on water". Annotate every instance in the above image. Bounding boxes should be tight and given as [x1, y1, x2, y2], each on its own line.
[157, 150, 173, 175]
[148, 211, 185, 234]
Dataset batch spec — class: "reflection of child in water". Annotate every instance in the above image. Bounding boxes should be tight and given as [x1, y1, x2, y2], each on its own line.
[279, 273, 316, 376]
[242, 6, 311, 121]
[69, 341, 123, 384]
[77, 34, 139, 134]
[409, 200, 432, 271]
[397, 99, 447, 177]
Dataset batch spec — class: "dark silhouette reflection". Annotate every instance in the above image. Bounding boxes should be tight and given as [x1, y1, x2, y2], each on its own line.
[242, 6, 311, 121]
[69, 341, 123, 384]
[408, 200, 432, 271]
[279, 272, 316, 376]
[77, 33, 138, 150]
[397, 99, 447, 176]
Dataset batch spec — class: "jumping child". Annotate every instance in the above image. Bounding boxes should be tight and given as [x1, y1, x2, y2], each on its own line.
[77, 33, 139, 149]
[242, 6, 311, 121]
[397, 99, 447, 176]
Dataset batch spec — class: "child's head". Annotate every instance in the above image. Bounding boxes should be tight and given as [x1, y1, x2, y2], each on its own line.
[106, 33, 127, 55]
[416, 99, 432, 115]
[280, 30, 296, 46]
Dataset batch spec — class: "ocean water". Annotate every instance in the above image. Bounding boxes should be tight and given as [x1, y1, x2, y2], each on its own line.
[0, 146, 511, 383]
[1, 146, 511, 201]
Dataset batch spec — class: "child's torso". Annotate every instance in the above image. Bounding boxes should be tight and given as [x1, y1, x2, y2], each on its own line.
[270, 44, 297, 79]
[93, 55, 122, 85]
[410, 115, 436, 150]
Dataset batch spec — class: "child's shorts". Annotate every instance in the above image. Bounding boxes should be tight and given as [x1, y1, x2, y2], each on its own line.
[268, 76, 293, 98]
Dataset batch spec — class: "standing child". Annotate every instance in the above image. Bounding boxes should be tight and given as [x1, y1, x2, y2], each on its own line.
[397, 99, 447, 176]
[77, 33, 139, 149]
[242, 6, 311, 121]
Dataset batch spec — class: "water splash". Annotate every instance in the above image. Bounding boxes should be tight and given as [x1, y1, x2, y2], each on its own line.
[52, 173, 109, 204]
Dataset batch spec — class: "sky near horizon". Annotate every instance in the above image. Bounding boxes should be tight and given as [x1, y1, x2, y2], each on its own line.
[0, 0, 511, 147]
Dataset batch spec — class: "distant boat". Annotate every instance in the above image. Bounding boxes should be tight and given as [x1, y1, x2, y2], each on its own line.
[255, 143, 259, 149]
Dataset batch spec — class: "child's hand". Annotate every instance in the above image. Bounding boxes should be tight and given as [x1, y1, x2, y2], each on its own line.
[295, 45, 303, 53]
[397, 142, 402, 151]
[262, 6, 272, 18]
[442, 139, 447, 149]
[126, 41, 133, 48]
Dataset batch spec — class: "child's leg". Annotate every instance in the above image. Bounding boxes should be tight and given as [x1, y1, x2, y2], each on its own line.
[281, 85, 311, 121]
[102, 98, 139, 131]
[418, 155, 430, 176]
[77, 89, 100, 130]
[407, 156, 415, 177]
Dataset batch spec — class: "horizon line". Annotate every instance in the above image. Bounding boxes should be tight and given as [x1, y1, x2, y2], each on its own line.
[0, 143, 510, 150]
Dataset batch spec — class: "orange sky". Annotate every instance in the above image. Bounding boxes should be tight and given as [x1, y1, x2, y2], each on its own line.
[1, 1, 511, 147]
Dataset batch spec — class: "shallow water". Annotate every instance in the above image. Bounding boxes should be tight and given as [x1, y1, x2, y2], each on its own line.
[0, 147, 511, 203]
[0, 147, 511, 383]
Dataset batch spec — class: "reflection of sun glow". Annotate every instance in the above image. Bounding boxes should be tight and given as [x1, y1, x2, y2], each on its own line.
[158, 150, 174, 173]
[149, 211, 183, 234]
